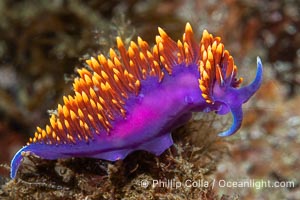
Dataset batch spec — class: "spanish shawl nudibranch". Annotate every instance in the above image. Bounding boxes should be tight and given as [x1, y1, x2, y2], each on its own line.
[10, 23, 263, 179]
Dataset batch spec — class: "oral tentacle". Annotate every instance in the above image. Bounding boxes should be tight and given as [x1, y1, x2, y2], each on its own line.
[218, 105, 243, 137]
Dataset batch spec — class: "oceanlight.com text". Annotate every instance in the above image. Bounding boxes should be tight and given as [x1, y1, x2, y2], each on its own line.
[140, 179, 295, 190]
[214, 179, 295, 190]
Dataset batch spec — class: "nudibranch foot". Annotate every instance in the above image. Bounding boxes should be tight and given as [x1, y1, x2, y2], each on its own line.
[90, 149, 131, 161]
[75, 133, 173, 160]
[10, 23, 263, 179]
[135, 132, 173, 155]
[10, 133, 173, 178]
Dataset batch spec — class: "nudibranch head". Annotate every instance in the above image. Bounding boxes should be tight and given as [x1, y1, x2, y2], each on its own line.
[10, 23, 263, 179]
[195, 29, 263, 136]
[155, 23, 263, 136]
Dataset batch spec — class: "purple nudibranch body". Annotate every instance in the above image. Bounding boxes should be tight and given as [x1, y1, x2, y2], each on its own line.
[10, 23, 263, 179]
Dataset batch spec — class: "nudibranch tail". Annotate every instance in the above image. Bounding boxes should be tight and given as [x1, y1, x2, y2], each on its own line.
[10, 147, 24, 179]
[10, 22, 263, 179]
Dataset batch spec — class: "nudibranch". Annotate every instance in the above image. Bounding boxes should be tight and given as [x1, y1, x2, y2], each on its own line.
[10, 23, 263, 179]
